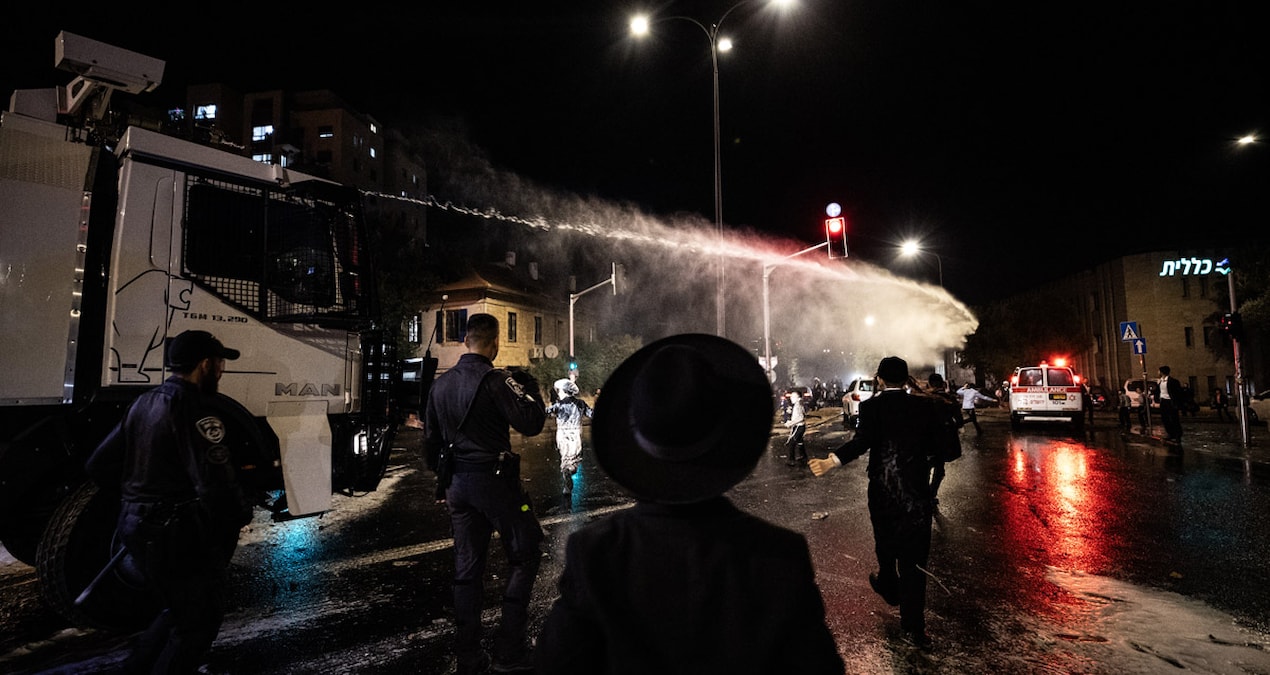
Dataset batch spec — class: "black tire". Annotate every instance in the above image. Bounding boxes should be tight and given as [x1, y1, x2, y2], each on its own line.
[1010, 413, 1022, 429]
[36, 481, 161, 631]
[206, 393, 283, 495]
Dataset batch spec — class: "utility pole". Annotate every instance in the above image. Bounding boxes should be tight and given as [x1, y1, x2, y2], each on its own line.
[569, 263, 624, 382]
[1228, 272, 1250, 446]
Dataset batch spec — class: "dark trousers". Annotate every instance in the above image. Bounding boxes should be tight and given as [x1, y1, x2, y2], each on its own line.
[929, 461, 946, 500]
[963, 408, 981, 433]
[1160, 400, 1183, 440]
[1118, 406, 1131, 429]
[119, 504, 232, 674]
[447, 472, 543, 667]
[867, 482, 933, 634]
[786, 424, 807, 461]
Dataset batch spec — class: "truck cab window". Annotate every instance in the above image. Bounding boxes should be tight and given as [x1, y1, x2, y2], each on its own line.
[184, 178, 365, 322]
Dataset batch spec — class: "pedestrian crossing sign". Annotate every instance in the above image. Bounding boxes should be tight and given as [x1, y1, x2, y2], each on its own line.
[1119, 321, 1140, 342]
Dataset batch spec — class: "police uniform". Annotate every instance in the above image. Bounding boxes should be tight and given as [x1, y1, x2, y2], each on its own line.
[425, 352, 546, 671]
[114, 375, 251, 673]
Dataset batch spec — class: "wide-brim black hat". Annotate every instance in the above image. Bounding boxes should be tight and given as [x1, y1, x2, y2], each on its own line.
[593, 334, 774, 504]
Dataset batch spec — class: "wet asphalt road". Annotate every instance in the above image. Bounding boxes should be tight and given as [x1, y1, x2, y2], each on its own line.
[4, 406, 1270, 674]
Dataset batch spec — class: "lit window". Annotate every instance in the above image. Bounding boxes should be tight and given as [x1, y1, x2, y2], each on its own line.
[318, 125, 334, 139]
[370, 122, 378, 134]
[251, 153, 272, 164]
[252, 125, 274, 142]
[194, 104, 218, 120]
[369, 147, 376, 159]
[408, 314, 421, 344]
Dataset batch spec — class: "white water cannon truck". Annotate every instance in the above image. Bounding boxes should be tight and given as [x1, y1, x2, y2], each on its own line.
[0, 32, 409, 630]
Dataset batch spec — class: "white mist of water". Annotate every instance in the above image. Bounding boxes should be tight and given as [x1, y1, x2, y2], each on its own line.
[407, 122, 979, 383]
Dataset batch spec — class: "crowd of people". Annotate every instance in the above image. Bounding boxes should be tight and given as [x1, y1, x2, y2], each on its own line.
[91, 316, 1220, 673]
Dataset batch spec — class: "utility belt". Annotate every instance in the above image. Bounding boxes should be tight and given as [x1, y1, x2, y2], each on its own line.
[453, 459, 499, 473]
[452, 452, 522, 487]
[124, 497, 199, 526]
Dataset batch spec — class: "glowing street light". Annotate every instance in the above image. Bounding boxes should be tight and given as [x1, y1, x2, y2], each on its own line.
[630, 0, 796, 338]
[1236, 133, 1259, 146]
[900, 239, 943, 286]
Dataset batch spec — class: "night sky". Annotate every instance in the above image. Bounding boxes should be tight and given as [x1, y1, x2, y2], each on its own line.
[3, 2, 1266, 305]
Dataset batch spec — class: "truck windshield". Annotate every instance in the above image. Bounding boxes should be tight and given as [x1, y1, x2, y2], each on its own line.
[183, 178, 372, 325]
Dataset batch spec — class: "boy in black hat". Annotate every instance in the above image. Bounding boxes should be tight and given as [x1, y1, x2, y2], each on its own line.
[809, 355, 941, 648]
[535, 334, 843, 674]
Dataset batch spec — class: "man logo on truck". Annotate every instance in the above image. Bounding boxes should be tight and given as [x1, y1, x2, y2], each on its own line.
[274, 383, 342, 396]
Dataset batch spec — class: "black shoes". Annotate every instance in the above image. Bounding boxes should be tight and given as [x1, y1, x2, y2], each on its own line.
[901, 627, 932, 650]
[868, 573, 900, 606]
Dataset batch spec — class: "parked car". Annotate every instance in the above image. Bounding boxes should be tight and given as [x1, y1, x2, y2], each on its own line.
[1088, 385, 1110, 410]
[1247, 390, 1270, 424]
[841, 377, 876, 428]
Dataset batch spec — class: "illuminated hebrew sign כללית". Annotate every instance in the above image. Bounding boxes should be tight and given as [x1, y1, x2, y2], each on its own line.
[1158, 257, 1231, 277]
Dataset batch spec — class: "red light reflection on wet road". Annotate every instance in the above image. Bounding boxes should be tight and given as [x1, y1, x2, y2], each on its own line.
[1000, 434, 1116, 619]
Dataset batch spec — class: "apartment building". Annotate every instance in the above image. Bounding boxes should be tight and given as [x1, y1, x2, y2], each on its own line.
[1027, 250, 1253, 405]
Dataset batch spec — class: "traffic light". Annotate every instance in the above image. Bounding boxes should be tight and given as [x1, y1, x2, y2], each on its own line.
[568, 355, 578, 372]
[824, 216, 847, 258]
[1220, 312, 1244, 340]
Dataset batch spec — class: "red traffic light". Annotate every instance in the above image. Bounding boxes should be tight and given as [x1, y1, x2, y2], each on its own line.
[824, 217, 847, 258]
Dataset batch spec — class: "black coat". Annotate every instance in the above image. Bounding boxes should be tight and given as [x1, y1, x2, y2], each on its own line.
[832, 388, 940, 523]
[535, 497, 844, 674]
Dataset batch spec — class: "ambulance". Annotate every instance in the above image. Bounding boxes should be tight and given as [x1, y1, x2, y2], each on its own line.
[1008, 360, 1085, 431]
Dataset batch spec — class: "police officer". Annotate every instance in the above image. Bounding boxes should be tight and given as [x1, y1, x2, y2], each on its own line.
[88, 329, 253, 673]
[425, 313, 546, 674]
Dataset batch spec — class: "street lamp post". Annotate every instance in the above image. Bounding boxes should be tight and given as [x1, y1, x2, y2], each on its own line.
[900, 239, 943, 286]
[630, 0, 793, 338]
[568, 263, 622, 382]
[899, 239, 950, 377]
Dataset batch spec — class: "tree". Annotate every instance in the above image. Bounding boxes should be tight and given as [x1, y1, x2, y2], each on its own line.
[960, 291, 1086, 385]
[367, 213, 439, 349]
[526, 335, 644, 400]
[1209, 245, 1270, 389]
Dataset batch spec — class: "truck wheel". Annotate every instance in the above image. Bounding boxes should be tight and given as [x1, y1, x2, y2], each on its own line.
[35, 481, 161, 631]
[1010, 413, 1022, 430]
